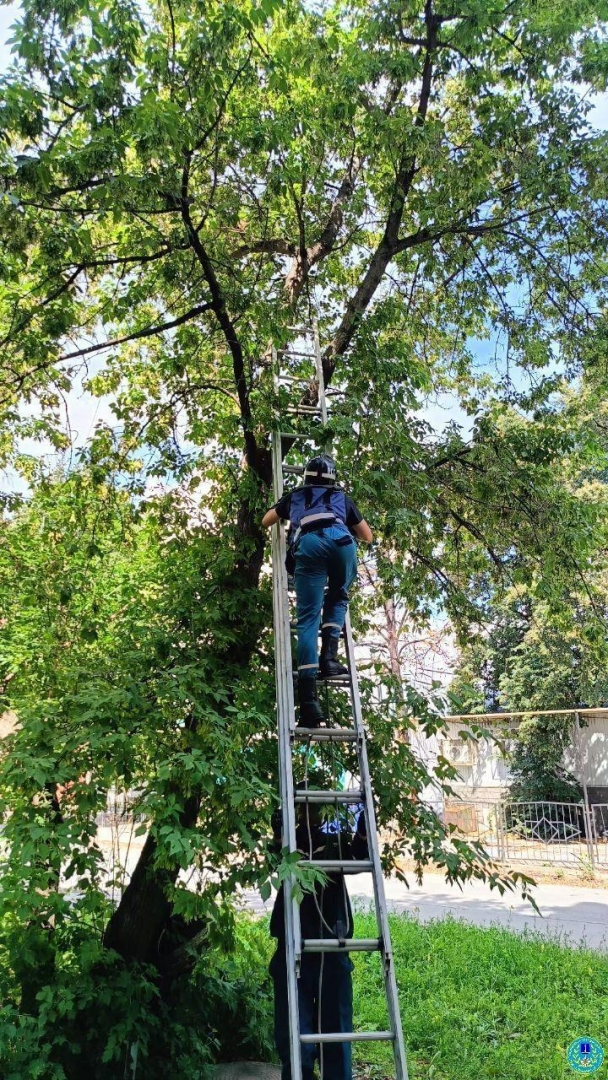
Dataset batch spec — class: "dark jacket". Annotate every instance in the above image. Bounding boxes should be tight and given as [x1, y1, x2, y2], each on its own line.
[270, 817, 369, 942]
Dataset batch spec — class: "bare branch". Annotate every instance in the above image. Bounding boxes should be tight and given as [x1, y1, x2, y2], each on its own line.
[287, 151, 364, 301]
[58, 302, 214, 362]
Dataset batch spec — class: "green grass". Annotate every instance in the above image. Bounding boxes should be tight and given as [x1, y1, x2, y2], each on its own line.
[351, 912, 608, 1079]
[236, 912, 608, 1080]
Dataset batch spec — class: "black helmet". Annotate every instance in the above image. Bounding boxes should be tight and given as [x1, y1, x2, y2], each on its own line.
[304, 454, 336, 486]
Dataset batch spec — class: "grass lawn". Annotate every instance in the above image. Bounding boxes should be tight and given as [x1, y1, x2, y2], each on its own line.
[238, 912, 608, 1080]
[350, 912, 608, 1080]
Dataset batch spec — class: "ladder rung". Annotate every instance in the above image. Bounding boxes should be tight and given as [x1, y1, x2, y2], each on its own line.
[294, 789, 363, 804]
[291, 672, 350, 684]
[278, 351, 315, 359]
[286, 406, 322, 415]
[287, 325, 314, 334]
[280, 432, 314, 440]
[305, 860, 373, 873]
[301, 1031, 394, 1044]
[293, 727, 359, 741]
[303, 938, 381, 952]
[283, 465, 304, 475]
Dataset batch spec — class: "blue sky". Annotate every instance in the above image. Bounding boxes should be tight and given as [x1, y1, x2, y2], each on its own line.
[0, 3, 18, 69]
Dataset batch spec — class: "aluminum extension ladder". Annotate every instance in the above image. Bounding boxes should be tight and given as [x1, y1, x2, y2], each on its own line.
[269, 323, 409, 1079]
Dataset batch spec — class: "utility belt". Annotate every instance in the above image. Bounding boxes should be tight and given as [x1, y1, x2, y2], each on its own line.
[286, 514, 352, 574]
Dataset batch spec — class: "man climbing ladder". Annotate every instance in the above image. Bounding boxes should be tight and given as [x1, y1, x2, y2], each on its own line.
[262, 453, 373, 726]
[266, 322, 409, 1080]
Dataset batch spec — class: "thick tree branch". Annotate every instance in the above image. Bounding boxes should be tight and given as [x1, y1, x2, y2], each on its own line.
[181, 196, 261, 474]
[72, 244, 188, 272]
[391, 205, 554, 256]
[426, 447, 475, 471]
[232, 238, 297, 260]
[1, 245, 186, 356]
[410, 548, 459, 592]
[285, 151, 364, 301]
[0, 266, 83, 351]
[443, 503, 504, 568]
[192, 50, 253, 155]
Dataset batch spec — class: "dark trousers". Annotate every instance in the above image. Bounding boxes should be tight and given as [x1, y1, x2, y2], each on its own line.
[269, 947, 354, 1080]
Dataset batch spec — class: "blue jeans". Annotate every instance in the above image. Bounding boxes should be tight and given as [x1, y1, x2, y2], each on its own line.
[269, 948, 354, 1080]
[294, 525, 358, 675]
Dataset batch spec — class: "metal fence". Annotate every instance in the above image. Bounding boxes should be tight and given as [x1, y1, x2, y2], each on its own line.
[591, 804, 608, 868]
[444, 799, 608, 870]
[94, 800, 608, 875]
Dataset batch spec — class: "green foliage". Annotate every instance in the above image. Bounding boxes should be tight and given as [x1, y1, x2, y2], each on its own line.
[448, 378, 608, 802]
[0, 910, 274, 1078]
[196, 915, 276, 1063]
[506, 715, 583, 804]
[0, 458, 282, 1072]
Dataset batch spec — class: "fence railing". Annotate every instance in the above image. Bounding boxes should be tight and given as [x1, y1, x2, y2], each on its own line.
[439, 706, 608, 870]
[94, 800, 608, 875]
[444, 799, 608, 869]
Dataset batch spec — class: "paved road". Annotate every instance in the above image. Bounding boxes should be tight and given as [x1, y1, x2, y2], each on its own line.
[350, 873, 608, 951]
[240, 873, 608, 952]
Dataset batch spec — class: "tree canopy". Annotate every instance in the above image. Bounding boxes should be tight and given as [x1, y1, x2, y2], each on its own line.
[2, 0, 608, 1073]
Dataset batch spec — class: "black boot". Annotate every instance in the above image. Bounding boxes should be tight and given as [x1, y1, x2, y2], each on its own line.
[319, 633, 348, 678]
[297, 676, 325, 728]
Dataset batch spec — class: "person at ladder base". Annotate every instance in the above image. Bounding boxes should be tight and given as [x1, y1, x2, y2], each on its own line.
[269, 789, 369, 1080]
[262, 454, 373, 727]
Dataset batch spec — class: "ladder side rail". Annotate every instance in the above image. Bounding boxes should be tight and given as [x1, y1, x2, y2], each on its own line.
[343, 610, 410, 1080]
[272, 343, 280, 404]
[272, 328, 409, 1075]
[271, 345, 302, 969]
[313, 318, 328, 428]
[270, 424, 303, 1078]
[270, 511, 298, 850]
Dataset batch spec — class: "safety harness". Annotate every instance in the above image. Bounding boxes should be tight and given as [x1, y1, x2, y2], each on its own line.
[285, 485, 350, 574]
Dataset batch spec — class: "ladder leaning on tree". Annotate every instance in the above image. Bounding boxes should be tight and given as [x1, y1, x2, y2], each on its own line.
[269, 322, 409, 1080]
